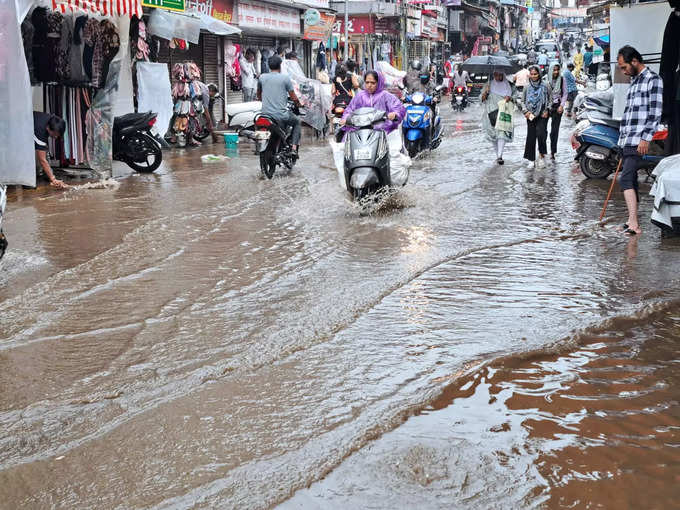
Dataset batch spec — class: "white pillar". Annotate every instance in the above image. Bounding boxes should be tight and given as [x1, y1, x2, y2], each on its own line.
[112, 16, 135, 178]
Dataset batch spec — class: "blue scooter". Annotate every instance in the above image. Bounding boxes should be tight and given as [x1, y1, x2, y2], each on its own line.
[402, 87, 443, 158]
[573, 121, 667, 179]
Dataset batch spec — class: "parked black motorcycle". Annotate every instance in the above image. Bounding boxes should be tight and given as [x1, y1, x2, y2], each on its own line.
[245, 102, 304, 179]
[113, 112, 163, 173]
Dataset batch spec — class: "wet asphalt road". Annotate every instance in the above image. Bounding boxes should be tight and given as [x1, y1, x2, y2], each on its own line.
[1, 102, 679, 509]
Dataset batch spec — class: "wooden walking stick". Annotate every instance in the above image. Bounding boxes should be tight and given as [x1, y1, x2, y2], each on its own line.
[599, 158, 624, 223]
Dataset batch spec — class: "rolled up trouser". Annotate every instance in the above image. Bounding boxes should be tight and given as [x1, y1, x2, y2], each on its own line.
[278, 112, 301, 146]
[619, 145, 642, 201]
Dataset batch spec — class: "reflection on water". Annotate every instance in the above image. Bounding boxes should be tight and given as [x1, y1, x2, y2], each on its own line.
[282, 305, 680, 509]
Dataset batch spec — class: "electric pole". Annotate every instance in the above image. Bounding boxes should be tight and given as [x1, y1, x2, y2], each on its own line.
[401, 0, 408, 70]
[345, 0, 349, 62]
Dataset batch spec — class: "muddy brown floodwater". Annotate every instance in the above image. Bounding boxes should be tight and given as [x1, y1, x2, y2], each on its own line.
[0, 105, 679, 509]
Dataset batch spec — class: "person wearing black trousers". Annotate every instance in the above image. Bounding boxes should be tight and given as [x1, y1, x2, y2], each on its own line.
[519, 66, 552, 168]
[546, 63, 568, 162]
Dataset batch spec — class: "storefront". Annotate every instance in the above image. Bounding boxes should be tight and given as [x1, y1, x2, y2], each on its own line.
[330, 14, 400, 70]
[17, 0, 141, 179]
[222, 0, 303, 106]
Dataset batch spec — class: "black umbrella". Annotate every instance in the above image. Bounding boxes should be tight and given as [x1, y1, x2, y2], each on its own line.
[461, 55, 518, 74]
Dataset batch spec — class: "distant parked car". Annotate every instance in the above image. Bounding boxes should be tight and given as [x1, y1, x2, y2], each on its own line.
[535, 41, 563, 65]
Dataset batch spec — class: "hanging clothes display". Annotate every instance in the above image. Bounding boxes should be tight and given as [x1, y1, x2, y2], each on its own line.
[22, 8, 121, 170]
[44, 84, 91, 165]
[169, 62, 208, 146]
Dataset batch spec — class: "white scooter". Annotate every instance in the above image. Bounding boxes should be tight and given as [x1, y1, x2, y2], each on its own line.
[224, 101, 262, 132]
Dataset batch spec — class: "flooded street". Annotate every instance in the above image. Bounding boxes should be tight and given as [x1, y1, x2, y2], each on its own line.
[1, 104, 679, 508]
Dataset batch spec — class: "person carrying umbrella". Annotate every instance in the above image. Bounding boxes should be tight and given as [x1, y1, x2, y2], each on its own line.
[481, 70, 515, 165]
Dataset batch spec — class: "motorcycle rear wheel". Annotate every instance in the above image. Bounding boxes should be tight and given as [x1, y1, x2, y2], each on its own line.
[124, 133, 163, 173]
[580, 155, 614, 179]
[259, 150, 276, 179]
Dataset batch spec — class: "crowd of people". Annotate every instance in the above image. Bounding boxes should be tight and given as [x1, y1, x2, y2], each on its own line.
[31, 31, 663, 236]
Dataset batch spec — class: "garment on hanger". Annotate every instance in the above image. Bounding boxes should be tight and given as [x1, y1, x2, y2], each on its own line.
[21, 17, 36, 84]
[659, 7, 680, 154]
[46, 11, 63, 82]
[70, 15, 88, 83]
[82, 17, 98, 81]
[31, 7, 50, 82]
[57, 15, 73, 82]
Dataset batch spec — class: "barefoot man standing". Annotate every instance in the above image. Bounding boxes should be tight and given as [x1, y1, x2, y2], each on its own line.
[616, 45, 663, 235]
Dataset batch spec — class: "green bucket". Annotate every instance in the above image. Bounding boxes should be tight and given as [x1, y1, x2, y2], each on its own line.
[223, 132, 239, 147]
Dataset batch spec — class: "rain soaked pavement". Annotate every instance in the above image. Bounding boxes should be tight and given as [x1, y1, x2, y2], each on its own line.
[1, 103, 679, 509]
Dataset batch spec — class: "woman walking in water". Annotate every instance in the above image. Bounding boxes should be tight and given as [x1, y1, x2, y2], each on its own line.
[481, 71, 515, 165]
[519, 65, 552, 168]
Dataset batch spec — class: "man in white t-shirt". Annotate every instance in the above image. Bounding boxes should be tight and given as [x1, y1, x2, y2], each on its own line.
[512, 65, 530, 92]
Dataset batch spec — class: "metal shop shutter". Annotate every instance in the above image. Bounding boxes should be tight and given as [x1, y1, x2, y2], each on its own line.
[202, 33, 223, 123]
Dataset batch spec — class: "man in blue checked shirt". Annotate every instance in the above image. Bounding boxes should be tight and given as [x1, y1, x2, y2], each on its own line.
[617, 45, 663, 236]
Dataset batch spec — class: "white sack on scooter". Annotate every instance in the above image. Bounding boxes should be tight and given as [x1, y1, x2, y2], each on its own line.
[650, 154, 680, 228]
[330, 130, 410, 191]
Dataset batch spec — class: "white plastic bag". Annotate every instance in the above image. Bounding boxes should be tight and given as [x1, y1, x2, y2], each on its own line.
[329, 129, 410, 191]
[0, 0, 36, 186]
[387, 130, 410, 186]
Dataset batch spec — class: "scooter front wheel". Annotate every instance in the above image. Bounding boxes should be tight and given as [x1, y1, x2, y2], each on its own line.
[406, 140, 420, 158]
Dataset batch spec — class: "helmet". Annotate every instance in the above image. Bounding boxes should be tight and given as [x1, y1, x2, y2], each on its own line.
[419, 73, 430, 84]
[410, 60, 422, 71]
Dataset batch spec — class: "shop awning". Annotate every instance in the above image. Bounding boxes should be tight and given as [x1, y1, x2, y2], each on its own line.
[193, 12, 241, 35]
[50, 0, 142, 17]
[148, 8, 240, 44]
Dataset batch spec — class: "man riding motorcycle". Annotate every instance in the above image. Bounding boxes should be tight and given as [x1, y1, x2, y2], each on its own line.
[450, 64, 470, 107]
[257, 55, 303, 157]
[537, 49, 549, 75]
[403, 60, 434, 95]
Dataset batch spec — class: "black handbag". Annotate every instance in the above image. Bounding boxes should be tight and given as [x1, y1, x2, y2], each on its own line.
[488, 109, 498, 127]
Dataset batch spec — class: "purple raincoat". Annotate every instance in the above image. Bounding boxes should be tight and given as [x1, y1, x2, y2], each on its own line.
[341, 72, 406, 133]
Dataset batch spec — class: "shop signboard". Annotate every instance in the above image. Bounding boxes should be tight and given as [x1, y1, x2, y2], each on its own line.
[143, 0, 185, 12]
[238, 1, 301, 34]
[421, 14, 437, 38]
[304, 12, 335, 40]
[333, 15, 374, 34]
[299, 0, 329, 8]
[483, 5, 499, 31]
[374, 17, 399, 35]
[406, 17, 421, 37]
[185, 0, 234, 21]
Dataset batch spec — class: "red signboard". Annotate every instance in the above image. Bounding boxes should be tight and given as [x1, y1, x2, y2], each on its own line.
[333, 15, 374, 34]
[186, 0, 234, 22]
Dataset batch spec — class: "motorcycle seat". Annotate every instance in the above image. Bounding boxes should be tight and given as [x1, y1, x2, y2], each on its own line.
[226, 101, 262, 116]
[115, 112, 154, 129]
